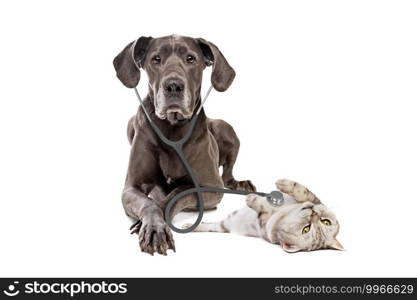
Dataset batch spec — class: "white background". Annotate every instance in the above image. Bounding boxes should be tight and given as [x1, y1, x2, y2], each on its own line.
[0, 0, 416, 277]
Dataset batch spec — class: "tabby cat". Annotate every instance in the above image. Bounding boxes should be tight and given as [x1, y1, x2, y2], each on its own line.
[183, 179, 343, 253]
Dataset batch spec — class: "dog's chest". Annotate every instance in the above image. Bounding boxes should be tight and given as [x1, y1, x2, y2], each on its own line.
[157, 135, 219, 185]
[159, 150, 184, 183]
[158, 146, 196, 184]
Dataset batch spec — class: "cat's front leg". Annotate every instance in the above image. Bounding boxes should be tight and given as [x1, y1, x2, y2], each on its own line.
[245, 194, 275, 226]
[275, 179, 321, 204]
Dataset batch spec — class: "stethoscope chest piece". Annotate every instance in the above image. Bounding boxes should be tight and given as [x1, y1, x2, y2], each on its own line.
[266, 190, 284, 206]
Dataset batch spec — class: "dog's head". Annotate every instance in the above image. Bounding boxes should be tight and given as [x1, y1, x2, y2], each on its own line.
[113, 35, 235, 124]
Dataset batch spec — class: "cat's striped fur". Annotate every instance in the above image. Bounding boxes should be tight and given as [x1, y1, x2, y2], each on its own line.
[183, 179, 343, 253]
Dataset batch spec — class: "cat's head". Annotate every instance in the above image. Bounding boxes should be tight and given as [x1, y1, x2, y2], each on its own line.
[265, 201, 343, 253]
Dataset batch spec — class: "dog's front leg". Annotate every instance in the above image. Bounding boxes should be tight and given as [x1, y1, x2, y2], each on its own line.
[123, 137, 175, 256]
[123, 186, 175, 256]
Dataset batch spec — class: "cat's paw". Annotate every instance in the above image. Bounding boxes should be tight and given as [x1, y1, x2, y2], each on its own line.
[245, 194, 259, 207]
[245, 194, 271, 214]
[275, 179, 295, 193]
[181, 223, 193, 230]
[276, 179, 319, 203]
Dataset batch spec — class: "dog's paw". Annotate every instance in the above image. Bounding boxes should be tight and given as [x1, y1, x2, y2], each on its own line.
[131, 219, 175, 256]
[226, 179, 256, 192]
[238, 180, 257, 192]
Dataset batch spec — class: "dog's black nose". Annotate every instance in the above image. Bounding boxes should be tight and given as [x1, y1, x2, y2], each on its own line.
[163, 78, 185, 96]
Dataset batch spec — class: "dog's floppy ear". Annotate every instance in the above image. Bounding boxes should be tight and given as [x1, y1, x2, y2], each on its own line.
[113, 36, 152, 88]
[197, 38, 236, 92]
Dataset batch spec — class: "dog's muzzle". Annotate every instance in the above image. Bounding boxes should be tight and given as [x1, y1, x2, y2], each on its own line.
[158, 76, 193, 124]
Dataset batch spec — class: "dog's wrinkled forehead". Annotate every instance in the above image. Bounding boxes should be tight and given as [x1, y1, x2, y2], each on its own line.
[152, 35, 196, 50]
[144, 36, 202, 68]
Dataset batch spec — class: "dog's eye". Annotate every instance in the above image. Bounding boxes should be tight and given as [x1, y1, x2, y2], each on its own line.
[152, 55, 161, 64]
[186, 55, 196, 64]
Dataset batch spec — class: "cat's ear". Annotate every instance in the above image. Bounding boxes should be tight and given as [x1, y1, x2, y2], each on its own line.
[281, 242, 302, 253]
[328, 239, 344, 251]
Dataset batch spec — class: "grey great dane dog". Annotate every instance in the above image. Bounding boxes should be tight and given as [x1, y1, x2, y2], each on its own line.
[113, 35, 256, 255]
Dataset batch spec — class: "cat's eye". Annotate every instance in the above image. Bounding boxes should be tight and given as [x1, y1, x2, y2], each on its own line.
[321, 219, 332, 226]
[302, 224, 311, 234]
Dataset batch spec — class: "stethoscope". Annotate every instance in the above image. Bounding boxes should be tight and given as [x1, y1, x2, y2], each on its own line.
[129, 43, 284, 233]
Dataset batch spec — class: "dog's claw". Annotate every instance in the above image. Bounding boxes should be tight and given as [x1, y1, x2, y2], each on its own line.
[130, 219, 142, 235]
[130, 219, 142, 231]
